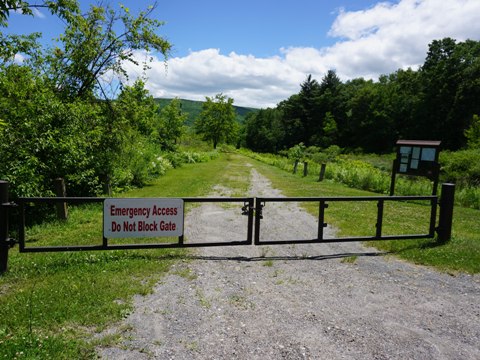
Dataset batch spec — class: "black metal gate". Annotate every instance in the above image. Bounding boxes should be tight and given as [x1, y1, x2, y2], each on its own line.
[0, 181, 455, 274]
[16, 197, 255, 253]
[254, 195, 438, 245]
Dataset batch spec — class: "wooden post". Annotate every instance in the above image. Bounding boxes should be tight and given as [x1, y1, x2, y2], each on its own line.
[293, 160, 299, 174]
[303, 161, 308, 177]
[54, 178, 68, 220]
[318, 163, 327, 182]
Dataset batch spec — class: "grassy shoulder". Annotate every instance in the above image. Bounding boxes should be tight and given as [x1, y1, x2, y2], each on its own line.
[0, 152, 249, 360]
[249, 156, 480, 274]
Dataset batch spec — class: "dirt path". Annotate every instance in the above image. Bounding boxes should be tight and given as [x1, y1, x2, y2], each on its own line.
[98, 166, 480, 359]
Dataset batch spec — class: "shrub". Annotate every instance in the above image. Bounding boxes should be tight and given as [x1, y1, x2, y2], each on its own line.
[440, 149, 480, 186]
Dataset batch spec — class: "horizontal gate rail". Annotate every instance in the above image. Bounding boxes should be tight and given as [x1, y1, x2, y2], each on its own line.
[17, 196, 254, 253]
[254, 195, 438, 245]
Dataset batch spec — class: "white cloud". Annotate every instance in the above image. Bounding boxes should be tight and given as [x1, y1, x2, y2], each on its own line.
[14, 54, 25, 64]
[32, 8, 46, 19]
[125, 0, 480, 108]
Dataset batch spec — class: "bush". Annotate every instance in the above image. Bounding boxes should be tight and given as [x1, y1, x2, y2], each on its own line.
[440, 149, 480, 186]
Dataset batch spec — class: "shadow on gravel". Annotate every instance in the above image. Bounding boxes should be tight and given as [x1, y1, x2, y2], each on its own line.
[183, 251, 387, 262]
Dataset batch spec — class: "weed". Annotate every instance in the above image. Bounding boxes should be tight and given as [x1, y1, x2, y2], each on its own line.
[195, 288, 211, 309]
[263, 260, 274, 267]
[341, 256, 358, 264]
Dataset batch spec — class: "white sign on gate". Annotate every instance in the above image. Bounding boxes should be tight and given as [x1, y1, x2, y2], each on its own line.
[103, 198, 184, 238]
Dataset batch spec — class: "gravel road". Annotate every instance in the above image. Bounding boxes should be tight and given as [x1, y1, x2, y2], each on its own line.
[98, 166, 480, 359]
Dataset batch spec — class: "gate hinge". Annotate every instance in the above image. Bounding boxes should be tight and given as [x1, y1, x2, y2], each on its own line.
[1, 201, 18, 208]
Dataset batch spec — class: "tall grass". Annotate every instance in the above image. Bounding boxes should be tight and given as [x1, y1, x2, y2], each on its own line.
[240, 149, 480, 209]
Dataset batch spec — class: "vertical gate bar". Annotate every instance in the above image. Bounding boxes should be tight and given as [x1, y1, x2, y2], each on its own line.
[247, 198, 254, 244]
[429, 196, 438, 237]
[0, 181, 9, 273]
[179, 200, 185, 245]
[102, 203, 108, 248]
[317, 200, 326, 241]
[376, 199, 384, 238]
[254, 198, 262, 245]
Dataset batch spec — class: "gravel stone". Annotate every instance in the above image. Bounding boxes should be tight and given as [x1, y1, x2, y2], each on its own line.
[97, 167, 480, 360]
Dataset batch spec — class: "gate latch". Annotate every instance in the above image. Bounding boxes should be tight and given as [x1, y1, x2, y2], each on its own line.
[242, 201, 264, 219]
[241, 202, 251, 216]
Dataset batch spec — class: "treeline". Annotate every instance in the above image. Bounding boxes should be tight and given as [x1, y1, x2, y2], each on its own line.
[0, 1, 198, 198]
[244, 38, 480, 153]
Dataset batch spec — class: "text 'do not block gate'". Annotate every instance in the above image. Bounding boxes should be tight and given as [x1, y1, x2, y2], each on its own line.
[103, 198, 184, 238]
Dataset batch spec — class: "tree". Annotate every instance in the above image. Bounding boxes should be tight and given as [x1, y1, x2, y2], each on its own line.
[195, 93, 237, 149]
[158, 98, 188, 150]
[245, 108, 284, 153]
[116, 79, 160, 137]
[299, 74, 321, 145]
[419, 38, 480, 149]
[465, 114, 480, 149]
[44, 2, 170, 100]
[277, 94, 304, 149]
[0, 0, 79, 27]
[0, 1, 174, 197]
[320, 112, 338, 148]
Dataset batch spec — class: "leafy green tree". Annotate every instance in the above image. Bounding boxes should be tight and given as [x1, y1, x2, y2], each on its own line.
[320, 111, 338, 148]
[195, 93, 237, 149]
[0, 64, 104, 197]
[0, 0, 79, 27]
[298, 74, 321, 145]
[116, 79, 159, 137]
[158, 98, 188, 150]
[465, 114, 480, 149]
[381, 68, 422, 140]
[244, 108, 284, 153]
[277, 94, 304, 149]
[0, 1, 174, 198]
[419, 38, 480, 149]
[44, 2, 170, 100]
[343, 80, 395, 152]
[288, 143, 306, 161]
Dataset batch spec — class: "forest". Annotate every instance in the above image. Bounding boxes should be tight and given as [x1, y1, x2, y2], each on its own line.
[1, 1, 479, 202]
[244, 38, 480, 154]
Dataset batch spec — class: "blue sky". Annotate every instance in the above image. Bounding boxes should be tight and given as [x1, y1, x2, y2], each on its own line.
[5, 0, 480, 107]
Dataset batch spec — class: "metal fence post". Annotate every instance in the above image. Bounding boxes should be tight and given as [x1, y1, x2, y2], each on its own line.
[437, 183, 455, 244]
[0, 180, 9, 274]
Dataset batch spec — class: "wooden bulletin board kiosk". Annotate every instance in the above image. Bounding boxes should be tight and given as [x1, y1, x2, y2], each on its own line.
[390, 140, 441, 195]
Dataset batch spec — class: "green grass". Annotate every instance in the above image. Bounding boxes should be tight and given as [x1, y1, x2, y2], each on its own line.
[249, 156, 480, 274]
[0, 152, 249, 359]
[2, 150, 478, 359]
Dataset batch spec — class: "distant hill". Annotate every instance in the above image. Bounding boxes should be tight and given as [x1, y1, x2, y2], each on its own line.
[155, 98, 258, 126]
